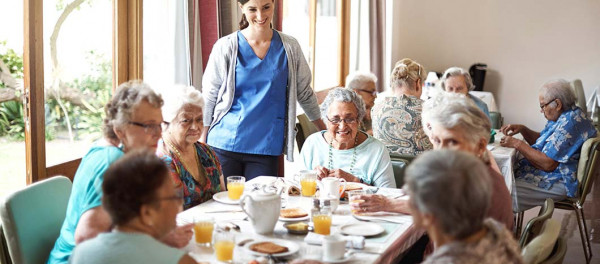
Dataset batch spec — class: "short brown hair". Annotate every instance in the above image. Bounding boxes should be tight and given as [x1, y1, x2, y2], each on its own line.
[102, 149, 168, 225]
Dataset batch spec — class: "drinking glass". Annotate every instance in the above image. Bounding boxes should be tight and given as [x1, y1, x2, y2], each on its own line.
[312, 211, 332, 235]
[193, 215, 214, 247]
[295, 170, 317, 197]
[213, 230, 235, 263]
[227, 176, 245, 200]
[348, 190, 365, 215]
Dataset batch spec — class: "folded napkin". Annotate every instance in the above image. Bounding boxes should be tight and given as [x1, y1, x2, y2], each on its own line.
[304, 232, 365, 249]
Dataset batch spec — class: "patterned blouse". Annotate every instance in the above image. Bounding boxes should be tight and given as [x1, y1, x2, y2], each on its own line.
[515, 106, 597, 197]
[156, 140, 223, 209]
[422, 219, 523, 264]
[371, 95, 433, 156]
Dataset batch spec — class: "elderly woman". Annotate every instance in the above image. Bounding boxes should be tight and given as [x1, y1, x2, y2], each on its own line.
[346, 71, 378, 134]
[354, 93, 513, 230]
[372, 58, 432, 155]
[48, 81, 192, 264]
[156, 85, 225, 210]
[70, 150, 197, 264]
[201, 0, 325, 180]
[501, 79, 597, 212]
[300, 87, 395, 187]
[405, 150, 523, 264]
[441, 67, 490, 120]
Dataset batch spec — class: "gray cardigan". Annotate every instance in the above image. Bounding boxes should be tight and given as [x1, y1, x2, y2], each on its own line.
[202, 31, 321, 161]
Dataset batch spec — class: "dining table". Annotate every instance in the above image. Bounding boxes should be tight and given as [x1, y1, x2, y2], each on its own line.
[488, 129, 524, 194]
[177, 176, 424, 264]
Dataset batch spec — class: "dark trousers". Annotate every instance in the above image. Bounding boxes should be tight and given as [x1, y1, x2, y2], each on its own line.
[212, 147, 279, 181]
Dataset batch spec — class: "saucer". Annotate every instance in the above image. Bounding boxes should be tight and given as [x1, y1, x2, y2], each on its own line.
[212, 191, 240, 205]
[322, 254, 353, 263]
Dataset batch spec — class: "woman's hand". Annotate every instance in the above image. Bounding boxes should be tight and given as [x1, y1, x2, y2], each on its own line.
[350, 194, 390, 213]
[327, 169, 359, 182]
[500, 124, 524, 136]
[161, 223, 194, 248]
[314, 165, 330, 180]
[500, 136, 521, 149]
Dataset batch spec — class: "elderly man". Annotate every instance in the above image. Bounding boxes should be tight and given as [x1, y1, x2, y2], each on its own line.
[441, 67, 491, 121]
[346, 71, 377, 134]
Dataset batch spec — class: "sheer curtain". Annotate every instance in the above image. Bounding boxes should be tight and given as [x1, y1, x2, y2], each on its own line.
[349, 0, 385, 92]
[143, 0, 191, 87]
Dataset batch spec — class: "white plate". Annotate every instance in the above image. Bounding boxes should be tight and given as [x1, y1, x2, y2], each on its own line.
[279, 215, 310, 222]
[339, 222, 384, 237]
[322, 254, 354, 263]
[244, 239, 300, 257]
[212, 191, 240, 205]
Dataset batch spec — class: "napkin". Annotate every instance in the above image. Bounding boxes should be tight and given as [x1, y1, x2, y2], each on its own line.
[304, 232, 365, 249]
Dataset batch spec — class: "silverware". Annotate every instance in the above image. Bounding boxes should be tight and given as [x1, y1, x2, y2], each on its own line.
[237, 238, 253, 247]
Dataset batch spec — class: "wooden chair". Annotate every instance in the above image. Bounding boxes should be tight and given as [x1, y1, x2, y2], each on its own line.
[295, 114, 320, 152]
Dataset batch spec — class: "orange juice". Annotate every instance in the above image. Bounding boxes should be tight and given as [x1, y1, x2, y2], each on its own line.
[350, 199, 365, 214]
[313, 215, 332, 235]
[227, 182, 245, 200]
[300, 179, 317, 196]
[193, 221, 214, 244]
[214, 240, 235, 261]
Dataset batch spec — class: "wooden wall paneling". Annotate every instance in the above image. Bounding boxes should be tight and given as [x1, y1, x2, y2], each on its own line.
[23, 0, 47, 184]
[46, 158, 82, 182]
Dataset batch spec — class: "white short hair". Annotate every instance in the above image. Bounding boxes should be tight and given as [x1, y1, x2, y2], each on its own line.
[157, 85, 204, 123]
[441, 67, 475, 91]
[345, 71, 377, 91]
[422, 92, 491, 146]
[540, 79, 576, 109]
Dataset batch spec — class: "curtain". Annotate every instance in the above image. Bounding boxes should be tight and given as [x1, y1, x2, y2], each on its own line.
[369, 0, 385, 93]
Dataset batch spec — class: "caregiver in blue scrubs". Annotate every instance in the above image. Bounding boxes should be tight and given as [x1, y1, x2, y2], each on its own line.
[201, 0, 326, 180]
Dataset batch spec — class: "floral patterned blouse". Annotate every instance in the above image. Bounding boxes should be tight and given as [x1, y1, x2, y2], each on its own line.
[371, 95, 433, 156]
[515, 106, 597, 197]
[157, 140, 223, 209]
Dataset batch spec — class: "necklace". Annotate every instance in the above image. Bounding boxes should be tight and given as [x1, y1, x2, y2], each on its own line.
[164, 138, 205, 185]
[327, 133, 359, 173]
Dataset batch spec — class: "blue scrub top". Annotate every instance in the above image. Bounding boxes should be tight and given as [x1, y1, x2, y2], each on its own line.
[207, 30, 288, 156]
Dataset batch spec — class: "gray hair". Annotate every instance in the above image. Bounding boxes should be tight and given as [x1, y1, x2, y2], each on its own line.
[390, 58, 426, 91]
[103, 80, 163, 141]
[158, 85, 204, 123]
[422, 92, 491, 146]
[346, 71, 378, 91]
[441, 67, 475, 91]
[320, 87, 366, 123]
[405, 149, 491, 239]
[539, 79, 576, 110]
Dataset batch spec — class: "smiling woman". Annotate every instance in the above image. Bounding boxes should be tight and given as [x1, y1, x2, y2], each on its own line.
[300, 87, 395, 188]
[201, 0, 326, 181]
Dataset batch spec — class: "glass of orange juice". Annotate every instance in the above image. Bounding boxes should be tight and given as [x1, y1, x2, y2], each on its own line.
[213, 230, 235, 263]
[348, 190, 366, 215]
[312, 213, 332, 235]
[193, 215, 214, 247]
[227, 176, 245, 200]
[296, 170, 317, 197]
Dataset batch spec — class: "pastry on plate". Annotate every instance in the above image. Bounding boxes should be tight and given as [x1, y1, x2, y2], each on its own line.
[250, 242, 289, 254]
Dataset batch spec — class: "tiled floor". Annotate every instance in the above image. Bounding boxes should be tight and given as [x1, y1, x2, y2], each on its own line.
[521, 179, 600, 264]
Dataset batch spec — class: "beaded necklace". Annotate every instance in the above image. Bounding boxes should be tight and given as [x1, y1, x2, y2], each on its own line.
[164, 138, 205, 186]
[327, 133, 359, 173]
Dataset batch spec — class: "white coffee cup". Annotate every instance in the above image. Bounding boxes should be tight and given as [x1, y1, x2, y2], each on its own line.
[323, 234, 346, 261]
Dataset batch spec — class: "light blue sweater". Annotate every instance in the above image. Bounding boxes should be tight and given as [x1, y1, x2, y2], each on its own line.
[300, 131, 396, 188]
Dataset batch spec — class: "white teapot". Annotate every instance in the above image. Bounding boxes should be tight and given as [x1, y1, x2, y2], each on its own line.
[240, 186, 282, 235]
[318, 177, 347, 199]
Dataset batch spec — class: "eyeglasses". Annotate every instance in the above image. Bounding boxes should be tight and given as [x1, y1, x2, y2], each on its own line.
[155, 189, 184, 204]
[327, 116, 358, 125]
[128, 121, 162, 135]
[540, 99, 556, 110]
[355, 89, 377, 96]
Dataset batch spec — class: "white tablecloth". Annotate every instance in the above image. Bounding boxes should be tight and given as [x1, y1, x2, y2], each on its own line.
[177, 176, 422, 264]
[489, 130, 523, 193]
